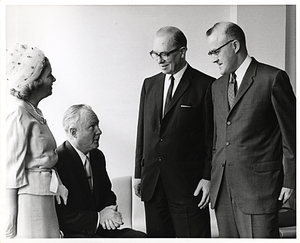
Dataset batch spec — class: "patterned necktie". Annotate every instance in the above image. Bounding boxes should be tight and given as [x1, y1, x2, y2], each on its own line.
[84, 156, 93, 191]
[228, 72, 237, 109]
[164, 75, 175, 116]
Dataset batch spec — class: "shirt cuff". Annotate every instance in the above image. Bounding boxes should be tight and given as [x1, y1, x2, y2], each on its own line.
[96, 212, 101, 232]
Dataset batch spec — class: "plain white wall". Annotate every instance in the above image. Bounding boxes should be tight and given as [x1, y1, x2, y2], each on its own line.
[5, 5, 231, 179]
[4, 5, 295, 181]
[237, 6, 286, 75]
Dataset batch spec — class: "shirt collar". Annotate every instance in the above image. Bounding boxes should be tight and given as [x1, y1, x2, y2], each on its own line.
[235, 55, 252, 85]
[69, 140, 90, 165]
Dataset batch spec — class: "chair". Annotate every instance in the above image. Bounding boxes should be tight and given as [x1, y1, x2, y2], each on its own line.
[111, 175, 146, 231]
[278, 207, 296, 238]
[111, 175, 133, 229]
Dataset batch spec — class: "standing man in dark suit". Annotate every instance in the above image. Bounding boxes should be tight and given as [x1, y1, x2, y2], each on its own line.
[55, 104, 147, 238]
[134, 26, 215, 238]
[205, 21, 296, 238]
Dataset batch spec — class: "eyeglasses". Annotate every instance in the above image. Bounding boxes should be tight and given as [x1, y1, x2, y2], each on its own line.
[150, 46, 183, 60]
[208, 40, 235, 56]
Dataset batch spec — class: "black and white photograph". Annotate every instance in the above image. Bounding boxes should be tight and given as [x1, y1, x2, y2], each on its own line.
[0, 1, 297, 242]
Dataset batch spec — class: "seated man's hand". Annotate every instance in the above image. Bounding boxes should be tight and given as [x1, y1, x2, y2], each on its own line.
[99, 205, 123, 230]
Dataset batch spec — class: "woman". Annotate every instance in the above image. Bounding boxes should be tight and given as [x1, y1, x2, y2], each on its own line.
[6, 43, 68, 238]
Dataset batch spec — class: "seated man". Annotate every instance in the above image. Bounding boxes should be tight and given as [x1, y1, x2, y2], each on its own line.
[55, 104, 147, 238]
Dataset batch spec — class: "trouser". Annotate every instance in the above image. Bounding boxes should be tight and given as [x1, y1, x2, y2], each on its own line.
[64, 228, 147, 238]
[144, 177, 211, 238]
[215, 165, 280, 238]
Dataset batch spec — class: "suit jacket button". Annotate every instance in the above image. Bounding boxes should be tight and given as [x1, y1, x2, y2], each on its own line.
[158, 157, 162, 162]
[159, 138, 163, 142]
[227, 121, 231, 126]
[226, 142, 230, 146]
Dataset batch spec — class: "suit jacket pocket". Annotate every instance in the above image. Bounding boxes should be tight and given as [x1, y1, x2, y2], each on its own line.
[178, 105, 198, 127]
[252, 160, 282, 172]
[180, 104, 193, 108]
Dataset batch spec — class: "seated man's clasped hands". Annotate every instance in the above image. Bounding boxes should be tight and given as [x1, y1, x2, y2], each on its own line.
[100, 205, 123, 230]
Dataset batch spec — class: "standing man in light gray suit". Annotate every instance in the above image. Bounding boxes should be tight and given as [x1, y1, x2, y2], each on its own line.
[205, 21, 295, 238]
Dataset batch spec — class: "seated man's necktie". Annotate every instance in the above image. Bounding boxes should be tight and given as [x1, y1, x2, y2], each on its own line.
[84, 156, 93, 192]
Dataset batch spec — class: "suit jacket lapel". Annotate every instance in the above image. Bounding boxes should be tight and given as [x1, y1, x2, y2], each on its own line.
[163, 65, 191, 116]
[220, 74, 230, 113]
[155, 74, 165, 120]
[65, 141, 94, 199]
[89, 151, 100, 206]
[230, 58, 257, 111]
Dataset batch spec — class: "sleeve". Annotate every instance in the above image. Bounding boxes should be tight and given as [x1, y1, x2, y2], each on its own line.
[202, 79, 214, 180]
[6, 108, 28, 189]
[134, 80, 146, 179]
[211, 81, 217, 163]
[55, 148, 116, 235]
[271, 70, 296, 189]
[55, 154, 99, 234]
[55, 201, 99, 235]
[99, 152, 117, 207]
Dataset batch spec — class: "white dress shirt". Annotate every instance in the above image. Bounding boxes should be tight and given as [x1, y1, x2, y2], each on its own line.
[235, 55, 252, 90]
[162, 63, 188, 116]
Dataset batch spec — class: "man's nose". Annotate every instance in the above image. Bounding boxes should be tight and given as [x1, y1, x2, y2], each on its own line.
[212, 54, 218, 63]
[96, 126, 102, 135]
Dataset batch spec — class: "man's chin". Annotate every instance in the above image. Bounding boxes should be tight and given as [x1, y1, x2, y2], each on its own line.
[160, 66, 171, 74]
[93, 141, 99, 148]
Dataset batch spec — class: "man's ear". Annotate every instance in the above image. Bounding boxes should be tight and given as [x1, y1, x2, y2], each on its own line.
[180, 47, 187, 59]
[233, 40, 240, 54]
[70, 128, 77, 138]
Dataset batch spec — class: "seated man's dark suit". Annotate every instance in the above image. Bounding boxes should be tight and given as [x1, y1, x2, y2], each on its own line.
[55, 140, 146, 238]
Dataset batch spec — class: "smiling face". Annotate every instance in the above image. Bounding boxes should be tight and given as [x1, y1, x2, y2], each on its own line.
[206, 31, 238, 75]
[73, 109, 102, 154]
[152, 33, 186, 75]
